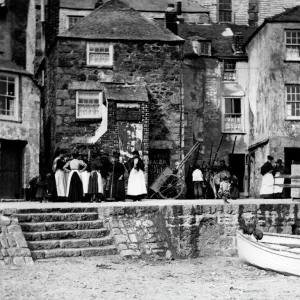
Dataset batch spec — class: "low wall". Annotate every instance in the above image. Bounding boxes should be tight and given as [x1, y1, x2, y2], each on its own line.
[99, 202, 300, 258]
[0, 209, 34, 266]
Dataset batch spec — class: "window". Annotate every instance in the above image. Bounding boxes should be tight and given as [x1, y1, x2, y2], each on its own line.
[68, 16, 84, 29]
[192, 40, 211, 56]
[286, 85, 300, 119]
[223, 60, 236, 81]
[0, 73, 18, 120]
[224, 98, 243, 132]
[76, 91, 102, 119]
[285, 30, 300, 61]
[219, 0, 232, 23]
[87, 42, 113, 66]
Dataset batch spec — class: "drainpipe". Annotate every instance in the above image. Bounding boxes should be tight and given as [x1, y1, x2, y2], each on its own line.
[41, 0, 46, 54]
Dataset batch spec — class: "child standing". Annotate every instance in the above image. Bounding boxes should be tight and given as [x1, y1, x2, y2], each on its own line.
[35, 174, 48, 203]
[218, 176, 231, 204]
[192, 165, 204, 199]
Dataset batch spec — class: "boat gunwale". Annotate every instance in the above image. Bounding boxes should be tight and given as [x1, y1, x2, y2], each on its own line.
[237, 230, 300, 260]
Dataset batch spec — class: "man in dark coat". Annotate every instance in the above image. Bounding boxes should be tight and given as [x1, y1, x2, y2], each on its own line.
[99, 150, 113, 198]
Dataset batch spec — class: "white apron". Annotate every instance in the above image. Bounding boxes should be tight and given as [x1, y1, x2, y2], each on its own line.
[55, 169, 67, 197]
[127, 169, 147, 196]
[260, 173, 274, 196]
[81, 171, 90, 194]
[273, 172, 284, 194]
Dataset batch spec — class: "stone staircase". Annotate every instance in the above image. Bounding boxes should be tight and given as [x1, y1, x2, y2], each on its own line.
[16, 207, 117, 260]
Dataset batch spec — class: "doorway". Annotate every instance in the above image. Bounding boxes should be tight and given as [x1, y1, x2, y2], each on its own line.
[0, 140, 23, 199]
[228, 153, 245, 193]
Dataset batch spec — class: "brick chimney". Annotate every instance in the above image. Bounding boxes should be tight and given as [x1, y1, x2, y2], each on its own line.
[165, 4, 178, 35]
[232, 32, 244, 55]
[95, 0, 103, 9]
[177, 1, 182, 15]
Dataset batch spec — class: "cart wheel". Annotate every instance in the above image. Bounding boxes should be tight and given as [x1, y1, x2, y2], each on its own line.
[157, 174, 186, 199]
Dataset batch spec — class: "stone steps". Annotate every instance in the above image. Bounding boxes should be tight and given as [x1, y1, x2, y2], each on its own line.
[16, 207, 117, 260]
[27, 236, 113, 250]
[20, 220, 104, 232]
[31, 245, 117, 260]
[16, 212, 99, 223]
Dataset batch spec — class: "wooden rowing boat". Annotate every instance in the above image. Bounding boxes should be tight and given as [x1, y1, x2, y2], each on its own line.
[236, 230, 300, 276]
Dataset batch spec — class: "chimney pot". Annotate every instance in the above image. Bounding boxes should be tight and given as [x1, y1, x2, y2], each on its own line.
[177, 1, 182, 15]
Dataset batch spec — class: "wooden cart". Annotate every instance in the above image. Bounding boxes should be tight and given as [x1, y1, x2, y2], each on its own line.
[149, 141, 201, 199]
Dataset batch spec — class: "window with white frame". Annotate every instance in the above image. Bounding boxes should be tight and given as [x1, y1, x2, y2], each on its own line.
[224, 98, 243, 132]
[192, 40, 211, 56]
[68, 16, 84, 29]
[223, 60, 236, 81]
[76, 91, 102, 119]
[87, 42, 113, 66]
[286, 85, 300, 118]
[219, 0, 232, 23]
[0, 73, 18, 120]
[285, 30, 300, 61]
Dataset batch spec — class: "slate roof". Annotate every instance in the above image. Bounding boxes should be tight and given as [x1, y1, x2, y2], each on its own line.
[179, 23, 256, 57]
[59, 0, 183, 42]
[50, 0, 208, 12]
[245, 6, 300, 47]
[0, 60, 31, 75]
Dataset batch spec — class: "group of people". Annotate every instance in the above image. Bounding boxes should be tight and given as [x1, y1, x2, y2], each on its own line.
[33, 149, 148, 202]
[260, 155, 286, 199]
[188, 160, 240, 203]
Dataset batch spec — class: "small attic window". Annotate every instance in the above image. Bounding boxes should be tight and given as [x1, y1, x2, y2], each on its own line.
[192, 40, 211, 56]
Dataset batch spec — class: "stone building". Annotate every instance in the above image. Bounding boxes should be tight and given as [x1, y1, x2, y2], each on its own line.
[178, 23, 256, 196]
[246, 6, 300, 197]
[43, 0, 184, 186]
[0, 0, 41, 199]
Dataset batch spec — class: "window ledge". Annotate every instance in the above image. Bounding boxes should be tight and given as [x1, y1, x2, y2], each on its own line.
[0, 117, 20, 123]
[285, 117, 300, 121]
[222, 131, 246, 135]
[284, 59, 300, 63]
[86, 65, 113, 69]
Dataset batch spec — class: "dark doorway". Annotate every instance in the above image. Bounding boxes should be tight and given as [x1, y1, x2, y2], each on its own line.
[148, 149, 170, 195]
[228, 153, 245, 193]
[284, 148, 300, 197]
[0, 140, 23, 199]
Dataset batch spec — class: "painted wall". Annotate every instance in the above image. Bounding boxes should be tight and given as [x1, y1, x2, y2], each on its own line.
[0, 75, 41, 190]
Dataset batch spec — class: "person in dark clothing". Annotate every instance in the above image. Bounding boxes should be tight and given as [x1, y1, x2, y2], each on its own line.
[35, 174, 48, 203]
[230, 175, 240, 200]
[259, 155, 275, 198]
[273, 158, 287, 198]
[88, 152, 104, 202]
[99, 151, 113, 198]
[107, 151, 126, 201]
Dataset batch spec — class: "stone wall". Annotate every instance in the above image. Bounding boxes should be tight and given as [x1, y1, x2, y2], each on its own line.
[0, 75, 41, 195]
[45, 39, 183, 170]
[0, 209, 33, 266]
[98, 202, 300, 259]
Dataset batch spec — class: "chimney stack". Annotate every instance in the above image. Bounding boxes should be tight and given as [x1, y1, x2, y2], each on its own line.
[165, 4, 178, 35]
[95, 0, 103, 9]
[233, 32, 244, 55]
[177, 1, 182, 15]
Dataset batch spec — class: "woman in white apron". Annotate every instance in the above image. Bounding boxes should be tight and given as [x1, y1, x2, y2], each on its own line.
[260, 155, 275, 199]
[126, 150, 147, 201]
[273, 159, 284, 198]
[63, 151, 87, 202]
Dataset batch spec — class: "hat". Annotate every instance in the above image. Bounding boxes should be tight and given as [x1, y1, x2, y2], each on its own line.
[267, 155, 274, 161]
[112, 150, 120, 157]
[276, 159, 282, 164]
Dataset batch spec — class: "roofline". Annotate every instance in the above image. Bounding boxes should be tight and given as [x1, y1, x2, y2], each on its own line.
[245, 19, 300, 48]
[0, 67, 32, 76]
[138, 10, 209, 13]
[57, 35, 185, 43]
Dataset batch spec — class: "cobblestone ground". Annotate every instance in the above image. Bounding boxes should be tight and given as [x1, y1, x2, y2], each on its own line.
[2, 256, 300, 300]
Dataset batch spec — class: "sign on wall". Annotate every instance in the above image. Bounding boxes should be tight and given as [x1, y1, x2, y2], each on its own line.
[116, 103, 142, 122]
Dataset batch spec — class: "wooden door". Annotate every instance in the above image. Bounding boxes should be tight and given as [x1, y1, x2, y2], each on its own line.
[0, 140, 22, 199]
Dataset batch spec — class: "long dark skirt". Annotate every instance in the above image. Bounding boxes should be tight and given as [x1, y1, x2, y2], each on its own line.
[88, 172, 99, 194]
[109, 177, 125, 201]
[68, 172, 84, 202]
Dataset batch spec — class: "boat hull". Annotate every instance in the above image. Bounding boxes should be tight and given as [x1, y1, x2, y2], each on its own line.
[237, 231, 300, 277]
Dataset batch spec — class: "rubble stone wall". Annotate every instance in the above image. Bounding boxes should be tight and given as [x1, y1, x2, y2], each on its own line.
[47, 39, 183, 167]
[98, 203, 300, 259]
[0, 209, 34, 266]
